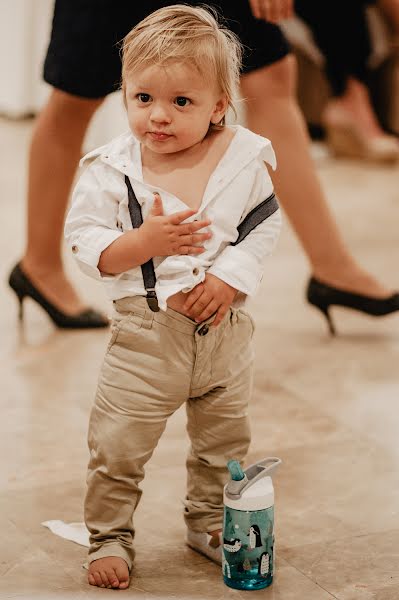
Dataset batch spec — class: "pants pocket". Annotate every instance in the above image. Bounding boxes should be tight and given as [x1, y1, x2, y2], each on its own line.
[106, 310, 144, 353]
[238, 308, 255, 338]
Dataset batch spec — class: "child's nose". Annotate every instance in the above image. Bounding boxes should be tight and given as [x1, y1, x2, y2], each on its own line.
[150, 103, 172, 124]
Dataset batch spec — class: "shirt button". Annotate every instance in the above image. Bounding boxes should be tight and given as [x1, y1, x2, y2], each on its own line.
[193, 268, 200, 276]
[71, 245, 78, 254]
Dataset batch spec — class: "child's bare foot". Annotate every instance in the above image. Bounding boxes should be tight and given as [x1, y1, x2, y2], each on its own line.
[208, 528, 222, 548]
[88, 556, 130, 589]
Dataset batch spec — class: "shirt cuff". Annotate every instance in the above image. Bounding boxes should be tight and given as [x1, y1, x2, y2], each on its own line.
[69, 229, 124, 280]
[207, 245, 262, 297]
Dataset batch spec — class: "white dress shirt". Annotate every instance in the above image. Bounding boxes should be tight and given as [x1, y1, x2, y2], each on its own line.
[65, 125, 282, 311]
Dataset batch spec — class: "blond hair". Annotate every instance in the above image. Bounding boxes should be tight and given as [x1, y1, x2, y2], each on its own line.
[121, 4, 242, 128]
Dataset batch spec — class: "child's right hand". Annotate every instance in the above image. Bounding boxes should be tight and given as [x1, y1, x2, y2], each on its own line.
[139, 193, 212, 257]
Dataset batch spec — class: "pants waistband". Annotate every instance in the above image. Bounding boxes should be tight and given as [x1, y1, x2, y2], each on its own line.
[113, 296, 222, 336]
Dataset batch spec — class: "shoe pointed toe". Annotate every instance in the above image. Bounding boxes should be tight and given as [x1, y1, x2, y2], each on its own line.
[57, 308, 109, 329]
[8, 262, 109, 329]
[307, 276, 399, 334]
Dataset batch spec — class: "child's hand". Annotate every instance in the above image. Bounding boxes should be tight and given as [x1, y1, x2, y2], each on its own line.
[183, 273, 238, 327]
[140, 193, 211, 258]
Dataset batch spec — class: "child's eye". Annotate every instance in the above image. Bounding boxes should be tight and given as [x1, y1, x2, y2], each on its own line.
[175, 97, 190, 107]
[137, 93, 151, 103]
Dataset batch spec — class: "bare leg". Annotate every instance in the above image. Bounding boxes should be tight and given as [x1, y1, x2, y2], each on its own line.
[323, 77, 387, 139]
[240, 56, 392, 297]
[378, 0, 399, 32]
[21, 89, 104, 315]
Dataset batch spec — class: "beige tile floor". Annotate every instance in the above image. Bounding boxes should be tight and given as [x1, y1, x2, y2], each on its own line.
[1, 116, 399, 600]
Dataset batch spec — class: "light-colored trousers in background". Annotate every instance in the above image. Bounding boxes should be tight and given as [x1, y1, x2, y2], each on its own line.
[85, 296, 254, 569]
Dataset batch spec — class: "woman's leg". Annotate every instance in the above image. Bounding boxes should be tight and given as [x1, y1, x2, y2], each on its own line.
[378, 0, 399, 30]
[21, 89, 104, 315]
[323, 77, 389, 140]
[295, 0, 398, 149]
[240, 55, 392, 297]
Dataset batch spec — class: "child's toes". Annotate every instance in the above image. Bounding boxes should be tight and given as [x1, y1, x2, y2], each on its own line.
[119, 580, 129, 590]
[115, 564, 130, 589]
[100, 570, 112, 588]
[107, 568, 120, 589]
[90, 570, 104, 587]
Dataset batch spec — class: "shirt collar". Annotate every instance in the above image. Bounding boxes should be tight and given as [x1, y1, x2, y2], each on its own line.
[80, 125, 275, 190]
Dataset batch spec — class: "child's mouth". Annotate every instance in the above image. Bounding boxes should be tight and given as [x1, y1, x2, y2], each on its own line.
[149, 131, 172, 141]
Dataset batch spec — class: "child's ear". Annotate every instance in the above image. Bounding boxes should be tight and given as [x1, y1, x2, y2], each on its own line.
[211, 95, 229, 124]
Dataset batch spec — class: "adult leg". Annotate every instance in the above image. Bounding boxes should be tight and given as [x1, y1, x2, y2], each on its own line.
[378, 0, 399, 30]
[240, 55, 393, 297]
[21, 89, 104, 315]
[296, 0, 399, 156]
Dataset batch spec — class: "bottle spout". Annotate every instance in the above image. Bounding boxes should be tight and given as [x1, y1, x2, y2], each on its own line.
[226, 460, 249, 496]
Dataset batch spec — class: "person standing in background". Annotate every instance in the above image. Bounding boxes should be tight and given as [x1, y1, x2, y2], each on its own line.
[294, 0, 399, 162]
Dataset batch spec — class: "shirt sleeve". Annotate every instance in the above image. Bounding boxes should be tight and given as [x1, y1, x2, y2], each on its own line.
[64, 160, 125, 281]
[207, 158, 281, 296]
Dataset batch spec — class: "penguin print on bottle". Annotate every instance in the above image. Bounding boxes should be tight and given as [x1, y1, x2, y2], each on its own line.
[257, 552, 270, 577]
[247, 524, 263, 549]
[222, 555, 231, 578]
[223, 538, 242, 553]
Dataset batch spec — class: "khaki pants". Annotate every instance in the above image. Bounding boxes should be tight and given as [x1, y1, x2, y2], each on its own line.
[85, 296, 254, 569]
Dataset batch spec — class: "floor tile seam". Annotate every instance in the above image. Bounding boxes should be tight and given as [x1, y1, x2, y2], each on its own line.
[280, 526, 399, 555]
[262, 379, 399, 453]
[279, 557, 339, 599]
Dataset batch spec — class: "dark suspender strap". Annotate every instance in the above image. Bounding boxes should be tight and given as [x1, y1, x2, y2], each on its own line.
[125, 175, 159, 312]
[231, 193, 279, 246]
[125, 176, 278, 309]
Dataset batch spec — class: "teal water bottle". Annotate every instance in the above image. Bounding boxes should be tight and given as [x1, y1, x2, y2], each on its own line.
[222, 457, 282, 591]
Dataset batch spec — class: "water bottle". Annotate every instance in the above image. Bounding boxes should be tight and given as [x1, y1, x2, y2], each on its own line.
[222, 457, 282, 591]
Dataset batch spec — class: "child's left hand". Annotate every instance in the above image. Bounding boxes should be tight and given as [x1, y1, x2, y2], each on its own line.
[183, 273, 238, 327]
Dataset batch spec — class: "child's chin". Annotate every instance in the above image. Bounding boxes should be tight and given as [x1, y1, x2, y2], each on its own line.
[147, 141, 182, 154]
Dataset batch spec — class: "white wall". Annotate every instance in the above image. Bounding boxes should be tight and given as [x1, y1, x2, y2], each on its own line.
[0, 0, 127, 148]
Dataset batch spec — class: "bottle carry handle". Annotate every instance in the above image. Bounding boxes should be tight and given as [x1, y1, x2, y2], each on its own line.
[244, 457, 282, 484]
[226, 457, 282, 498]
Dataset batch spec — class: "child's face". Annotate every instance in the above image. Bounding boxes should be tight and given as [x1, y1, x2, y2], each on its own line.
[125, 61, 228, 155]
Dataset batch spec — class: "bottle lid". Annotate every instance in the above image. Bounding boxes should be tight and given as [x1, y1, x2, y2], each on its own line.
[224, 476, 274, 511]
[224, 457, 281, 511]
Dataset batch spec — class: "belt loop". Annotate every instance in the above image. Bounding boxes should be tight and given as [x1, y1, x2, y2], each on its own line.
[230, 307, 238, 326]
[142, 307, 155, 329]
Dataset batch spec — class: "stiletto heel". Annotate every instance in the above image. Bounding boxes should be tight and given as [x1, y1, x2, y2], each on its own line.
[16, 294, 25, 322]
[8, 262, 109, 329]
[318, 304, 336, 336]
[307, 277, 399, 335]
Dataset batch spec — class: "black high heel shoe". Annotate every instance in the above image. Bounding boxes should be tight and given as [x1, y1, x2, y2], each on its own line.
[8, 263, 109, 329]
[307, 276, 399, 335]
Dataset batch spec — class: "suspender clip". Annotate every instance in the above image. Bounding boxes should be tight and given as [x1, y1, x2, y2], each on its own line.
[146, 289, 160, 312]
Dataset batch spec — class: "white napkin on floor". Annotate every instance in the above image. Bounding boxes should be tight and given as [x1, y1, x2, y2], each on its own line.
[42, 520, 89, 547]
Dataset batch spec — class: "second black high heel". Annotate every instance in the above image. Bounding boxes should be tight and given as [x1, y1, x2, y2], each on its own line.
[8, 262, 109, 329]
[306, 277, 399, 336]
